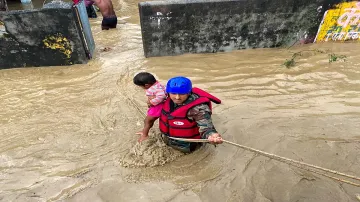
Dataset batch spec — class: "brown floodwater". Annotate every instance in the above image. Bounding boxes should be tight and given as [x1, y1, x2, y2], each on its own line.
[1, 0, 360, 201]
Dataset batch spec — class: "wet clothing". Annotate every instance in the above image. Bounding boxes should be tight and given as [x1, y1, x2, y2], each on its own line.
[145, 81, 166, 117]
[147, 102, 164, 117]
[102, 15, 117, 30]
[146, 81, 167, 106]
[162, 135, 202, 153]
[160, 88, 221, 153]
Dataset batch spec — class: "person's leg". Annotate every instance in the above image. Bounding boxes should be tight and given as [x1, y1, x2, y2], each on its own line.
[136, 103, 162, 141]
[138, 116, 158, 142]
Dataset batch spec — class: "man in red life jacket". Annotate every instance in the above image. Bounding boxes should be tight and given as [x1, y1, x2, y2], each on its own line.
[159, 76, 223, 153]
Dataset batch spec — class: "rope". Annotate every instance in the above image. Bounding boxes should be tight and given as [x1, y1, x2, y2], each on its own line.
[221, 140, 360, 182]
[126, 94, 360, 187]
[167, 138, 360, 187]
[291, 159, 360, 187]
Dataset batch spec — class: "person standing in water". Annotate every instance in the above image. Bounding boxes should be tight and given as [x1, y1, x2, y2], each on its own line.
[93, 0, 117, 30]
[133, 72, 167, 142]
[159, 76, 223, 153]
[73, 0, 117, 30]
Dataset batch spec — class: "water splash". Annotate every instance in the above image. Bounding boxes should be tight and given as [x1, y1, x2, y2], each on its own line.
[119, 134, 184, 168]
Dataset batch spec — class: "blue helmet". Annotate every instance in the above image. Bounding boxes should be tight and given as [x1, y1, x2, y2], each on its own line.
[166, 76, 192, 94]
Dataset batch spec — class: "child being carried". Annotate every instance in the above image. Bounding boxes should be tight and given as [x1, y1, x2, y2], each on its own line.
[133, 72, 167, 142]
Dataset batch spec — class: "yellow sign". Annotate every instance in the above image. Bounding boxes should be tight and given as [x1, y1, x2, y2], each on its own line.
[314, 1, 360, 42]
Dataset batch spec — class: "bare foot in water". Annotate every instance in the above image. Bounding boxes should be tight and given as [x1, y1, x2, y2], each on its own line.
[138, 135, 148, 142]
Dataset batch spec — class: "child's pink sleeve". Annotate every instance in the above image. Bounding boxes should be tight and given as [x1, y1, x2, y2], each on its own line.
[149, 89, 166, 105]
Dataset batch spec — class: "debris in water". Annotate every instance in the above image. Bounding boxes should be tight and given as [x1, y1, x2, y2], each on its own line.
[101, 47, 112, 52]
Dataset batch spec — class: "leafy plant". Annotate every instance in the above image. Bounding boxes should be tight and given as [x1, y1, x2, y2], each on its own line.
[283, 49, 324, 68]
[329, 53, 347, 63]
[282, 49, 346, 68]
[283, 57, 296, 68]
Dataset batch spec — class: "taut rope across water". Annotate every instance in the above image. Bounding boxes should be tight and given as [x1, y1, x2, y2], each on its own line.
[126, 93, 360, 188]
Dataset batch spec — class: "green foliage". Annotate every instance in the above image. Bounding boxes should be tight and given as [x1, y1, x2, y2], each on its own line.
[283, 49, 346, 68]
[329, 53, 347, 63]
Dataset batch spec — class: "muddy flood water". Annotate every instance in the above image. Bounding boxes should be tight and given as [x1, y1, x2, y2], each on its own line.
[1, 0, 360, 201]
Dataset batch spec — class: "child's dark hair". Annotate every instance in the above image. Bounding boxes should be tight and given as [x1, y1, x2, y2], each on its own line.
[133, 72, 157, 86]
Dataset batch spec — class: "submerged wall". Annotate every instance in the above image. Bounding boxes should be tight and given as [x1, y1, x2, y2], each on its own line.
[138, 0, 357, 58]
[0, 1, 95, 69]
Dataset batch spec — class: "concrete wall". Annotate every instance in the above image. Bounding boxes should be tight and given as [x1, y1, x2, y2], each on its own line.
[0, 1, 95, 69]
[139, 0, 353, 58]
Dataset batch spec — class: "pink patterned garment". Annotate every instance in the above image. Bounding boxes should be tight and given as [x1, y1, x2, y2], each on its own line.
[145, 81, 167, 106]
